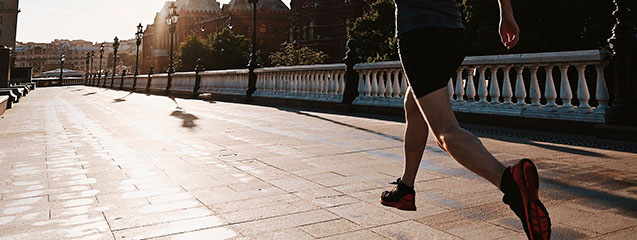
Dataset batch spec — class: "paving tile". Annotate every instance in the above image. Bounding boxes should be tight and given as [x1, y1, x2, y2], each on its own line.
[298, 218, 362, 238]
[371, 220, 460, 240]
[328, 202, 407, 228]
[232, 209, 339, 236]
[112, 215, 226, 239]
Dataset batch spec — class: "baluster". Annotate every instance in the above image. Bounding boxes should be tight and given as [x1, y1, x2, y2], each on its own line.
[514, 66, 528, 108]
[455, 67, 465, 102]
[447, 78, 454, 102]
[358, 70, 367, 97]
[370, 71, 379, 97]
[377, 71, 385, 98]
[489, 66, 501, 105]
[544, 65, 558, 110]
[594, 64, 610, 113]
[502, 65, 514, 106]
[477, 67, 488, 104]
[385, 70, 393, 98]
[529, 66, 541, 107]
[392, 70, 401, 98]
[338, 70, 345, 96]
[400, 71, 408, 97]
[328, 71, 335, 95]
[558, 64, 574, 111]
[465, 67, 477, 103]
[576, 64, 593, 113]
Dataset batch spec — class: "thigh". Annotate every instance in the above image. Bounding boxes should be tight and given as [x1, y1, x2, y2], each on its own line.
[415, 87, 460, 137]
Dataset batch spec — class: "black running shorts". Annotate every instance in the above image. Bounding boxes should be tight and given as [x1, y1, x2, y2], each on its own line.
[398, 27, 468, 98]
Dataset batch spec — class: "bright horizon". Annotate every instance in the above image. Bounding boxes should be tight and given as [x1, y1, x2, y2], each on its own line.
[16, 0, 292, 44]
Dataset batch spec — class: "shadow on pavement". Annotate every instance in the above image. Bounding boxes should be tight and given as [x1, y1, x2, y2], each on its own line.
[83, 92, 97, 96]
[170, 107, 199, 128]
[277, 107, 404, 142]
[168, 97, 199, 128]
[113, 92, 134, 103]
[543, 177, 637, 218]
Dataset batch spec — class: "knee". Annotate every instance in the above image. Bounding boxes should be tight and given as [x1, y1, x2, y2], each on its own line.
[434, 126, 462, 151]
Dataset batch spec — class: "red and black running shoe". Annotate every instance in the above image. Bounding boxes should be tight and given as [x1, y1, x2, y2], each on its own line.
[505, 159, 552, 240]
[380, 178, 416, 211]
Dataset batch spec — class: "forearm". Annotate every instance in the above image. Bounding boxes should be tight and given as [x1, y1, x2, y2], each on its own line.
[498, 0, 514, 18]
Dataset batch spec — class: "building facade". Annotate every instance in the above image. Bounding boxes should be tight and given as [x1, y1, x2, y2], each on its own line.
[14, 39, 139, 77]
[0, 0, 19, 51]
[289, 0, 366, 63]
[142, 0, 290, 73]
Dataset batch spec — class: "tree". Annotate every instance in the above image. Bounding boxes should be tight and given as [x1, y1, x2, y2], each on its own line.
[176, 34, 213, 71]
[347, 0, 398, 63]
[269, 44, 328, 66]
[209, 28, 252, 70]
[347, 0, 617, 61]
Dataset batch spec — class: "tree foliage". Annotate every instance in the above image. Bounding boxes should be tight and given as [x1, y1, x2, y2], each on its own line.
[175, 29, 252, 71]
[347, 0, 398, 63]
[175, 34, 212, 72]
[269, 44, 328, 66]
[347, 0, 618, 62]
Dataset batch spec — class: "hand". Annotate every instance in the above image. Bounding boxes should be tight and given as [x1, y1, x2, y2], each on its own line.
[499, 15, 519, 49]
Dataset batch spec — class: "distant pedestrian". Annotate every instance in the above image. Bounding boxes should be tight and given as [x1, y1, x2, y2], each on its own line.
[379, 0, 551, 239]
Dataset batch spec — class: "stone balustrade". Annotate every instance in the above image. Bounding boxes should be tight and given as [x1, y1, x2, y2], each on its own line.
[352, 50, 610, 123]
[87, 49, 611, 123]
[122, 76, 135, 90]
[198, 69, 248, 95]
[149, 73, 168, 92]
[253, 64, 346, 102]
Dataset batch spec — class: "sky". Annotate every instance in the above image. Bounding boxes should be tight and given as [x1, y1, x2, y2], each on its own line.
[16, 0, 291, 43]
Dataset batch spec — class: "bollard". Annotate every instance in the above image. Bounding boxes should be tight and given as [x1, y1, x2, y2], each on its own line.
[146, 67, 153, 93]
[119, 70, 126, 90]
[193, 59, 203, 97]
[342, 38, 360, 105]
[0, 46, 11, 88]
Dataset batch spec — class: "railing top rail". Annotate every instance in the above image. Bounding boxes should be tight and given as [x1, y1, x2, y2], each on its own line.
[354, 49, 608, 70]
[172, 72, 196, 77]
[200, 69, 249, 75]
[256, 63, 345, 73]
[153, 73, 169, 77]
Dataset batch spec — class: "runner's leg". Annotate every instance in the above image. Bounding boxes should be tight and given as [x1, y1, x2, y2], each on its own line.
[400, 87, 428, 187]
[413, 87, 505, 187]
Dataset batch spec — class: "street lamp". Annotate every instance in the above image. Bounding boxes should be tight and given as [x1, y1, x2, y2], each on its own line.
[85, 52, 90, 83]
[134, 23, 144, 90]
[246, 0, 259, 97]
[166, 2, 179, 93]
[111, 37, 120, 88]
[166, 2, 179, 74]
[608, 0, 637, 125]
[98, 44, 104, 86]
[89, 50, 95, 82]
[60, 53, 65, 84]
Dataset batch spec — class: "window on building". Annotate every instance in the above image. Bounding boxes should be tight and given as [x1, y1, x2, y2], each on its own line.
[0, 16, 3, 24]
[259, 24, 267, 33]
[0, 3, 4, 10]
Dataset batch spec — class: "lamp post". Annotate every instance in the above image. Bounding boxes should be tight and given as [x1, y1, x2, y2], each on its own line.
[134, 23, 144, 90]
[89, 50, 95, 82]
[98, 44, 104, 87]
[85, 52, 90, 83]
[60, 53, 65, 85]
[246, 0, 259, 97]
[608, 0, 637, 125]
[111, 37, 120, 88]
[166, 2, 179, 93]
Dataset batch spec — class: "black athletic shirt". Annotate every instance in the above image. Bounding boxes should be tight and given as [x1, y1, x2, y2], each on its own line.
[395, 0, 464, 36]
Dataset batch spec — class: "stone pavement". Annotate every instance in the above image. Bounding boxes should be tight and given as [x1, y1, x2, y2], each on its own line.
[0, 86, 636, 240]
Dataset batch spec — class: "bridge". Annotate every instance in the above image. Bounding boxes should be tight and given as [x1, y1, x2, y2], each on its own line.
[0, 84, 636, 239]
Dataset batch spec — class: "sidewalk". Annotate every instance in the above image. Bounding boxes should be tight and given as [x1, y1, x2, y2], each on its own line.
[0, 86, 635, 239]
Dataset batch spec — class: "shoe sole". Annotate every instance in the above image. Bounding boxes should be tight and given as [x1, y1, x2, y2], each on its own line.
[380, 198, 416, 211]
[515, 159, 551, 240]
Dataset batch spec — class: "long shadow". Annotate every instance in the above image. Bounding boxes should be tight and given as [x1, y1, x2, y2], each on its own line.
[277, 107, 404, 142]
[83, 92, 97, 96]
[542, 177, 637, 218]
[71, 89, 83, 92]
[113, 92, 134, 103]
[170, 107, 199, 128]
[168, 97, 199, 128]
